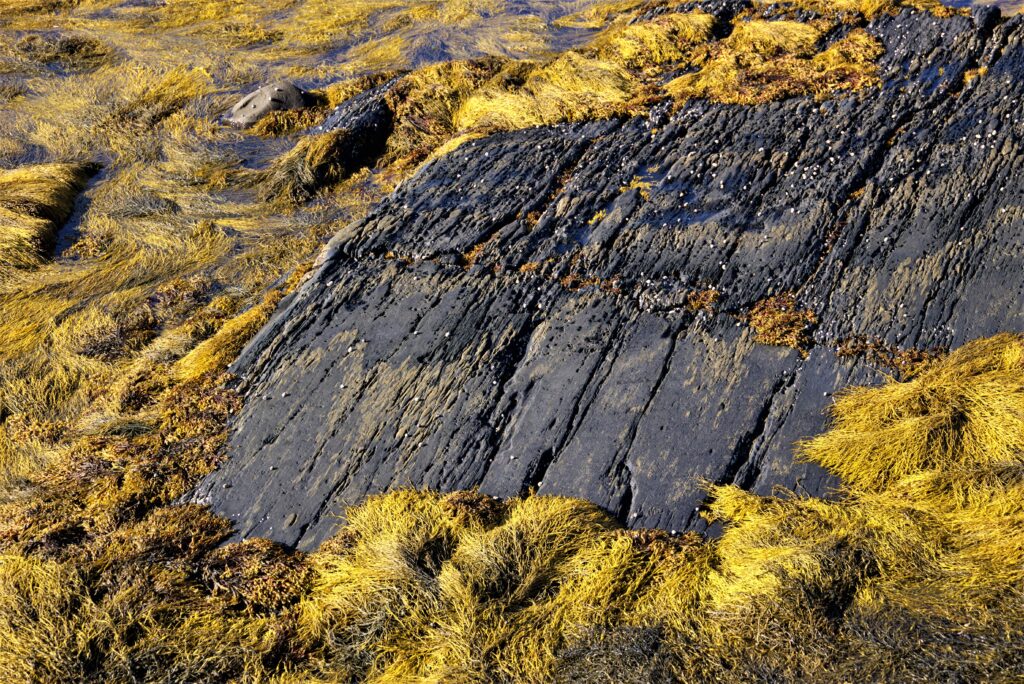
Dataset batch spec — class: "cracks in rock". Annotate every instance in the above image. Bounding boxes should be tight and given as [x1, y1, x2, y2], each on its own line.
[523, 446, 556, 496]
[238, 271, 357, 390]
[808, 20, 1014, 349]
[732, 368, 800, 491]
[367, 124, 617, 272]
[912, 183, 989, 347]
[616, 465, 635, 527]
[972, 6, 1004, 66]
[295, 475, 350, 549]
[519, 313, 631, 497]
[475, 305, 547, 488]
[801, 14, 1006, 315]
[804, 100, 968, 346]
[611, 320, 684, 526]
[683, 365, 799, 530]
[298, 277, 459, 491]
[519, 126, 618, 227]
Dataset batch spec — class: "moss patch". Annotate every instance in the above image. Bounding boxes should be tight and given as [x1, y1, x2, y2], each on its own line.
[687, 287, 720, 314]
[835, 334, 947, 378]
[745, 291, 818, 355]
[801, 333, 1024, 490]
[667, 24, 885, 105]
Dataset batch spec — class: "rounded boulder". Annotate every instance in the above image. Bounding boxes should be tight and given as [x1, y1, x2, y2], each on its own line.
[225, 80, 309, 128]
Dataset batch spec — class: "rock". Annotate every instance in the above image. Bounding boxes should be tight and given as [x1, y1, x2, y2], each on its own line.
[225, 80, 309, 128]
[313, 77, 399, 135]
[195, 10, 1024, 550]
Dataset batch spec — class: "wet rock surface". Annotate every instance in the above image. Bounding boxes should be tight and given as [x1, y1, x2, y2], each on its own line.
[312, 77, 398, 137]
[196, 8, 1024, 550]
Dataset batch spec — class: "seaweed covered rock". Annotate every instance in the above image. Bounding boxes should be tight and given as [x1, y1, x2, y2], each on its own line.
[197, 8, 1024, 549]
[259, 80, 397, 202]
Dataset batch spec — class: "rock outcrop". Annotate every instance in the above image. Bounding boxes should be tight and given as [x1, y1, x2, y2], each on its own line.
[196, 6, 1024, 550]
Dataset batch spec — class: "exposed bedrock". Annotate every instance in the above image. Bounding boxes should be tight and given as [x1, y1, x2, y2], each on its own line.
[196, 8, 1024, 550]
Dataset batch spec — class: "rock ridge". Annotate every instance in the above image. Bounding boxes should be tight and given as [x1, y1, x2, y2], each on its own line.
[195, 6, 1024, 550]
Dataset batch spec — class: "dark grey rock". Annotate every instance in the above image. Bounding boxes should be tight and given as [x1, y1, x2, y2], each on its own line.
[312, 77, 399, 136]
[195, 10, 1024, 550]
[225, 80, 309, 128]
